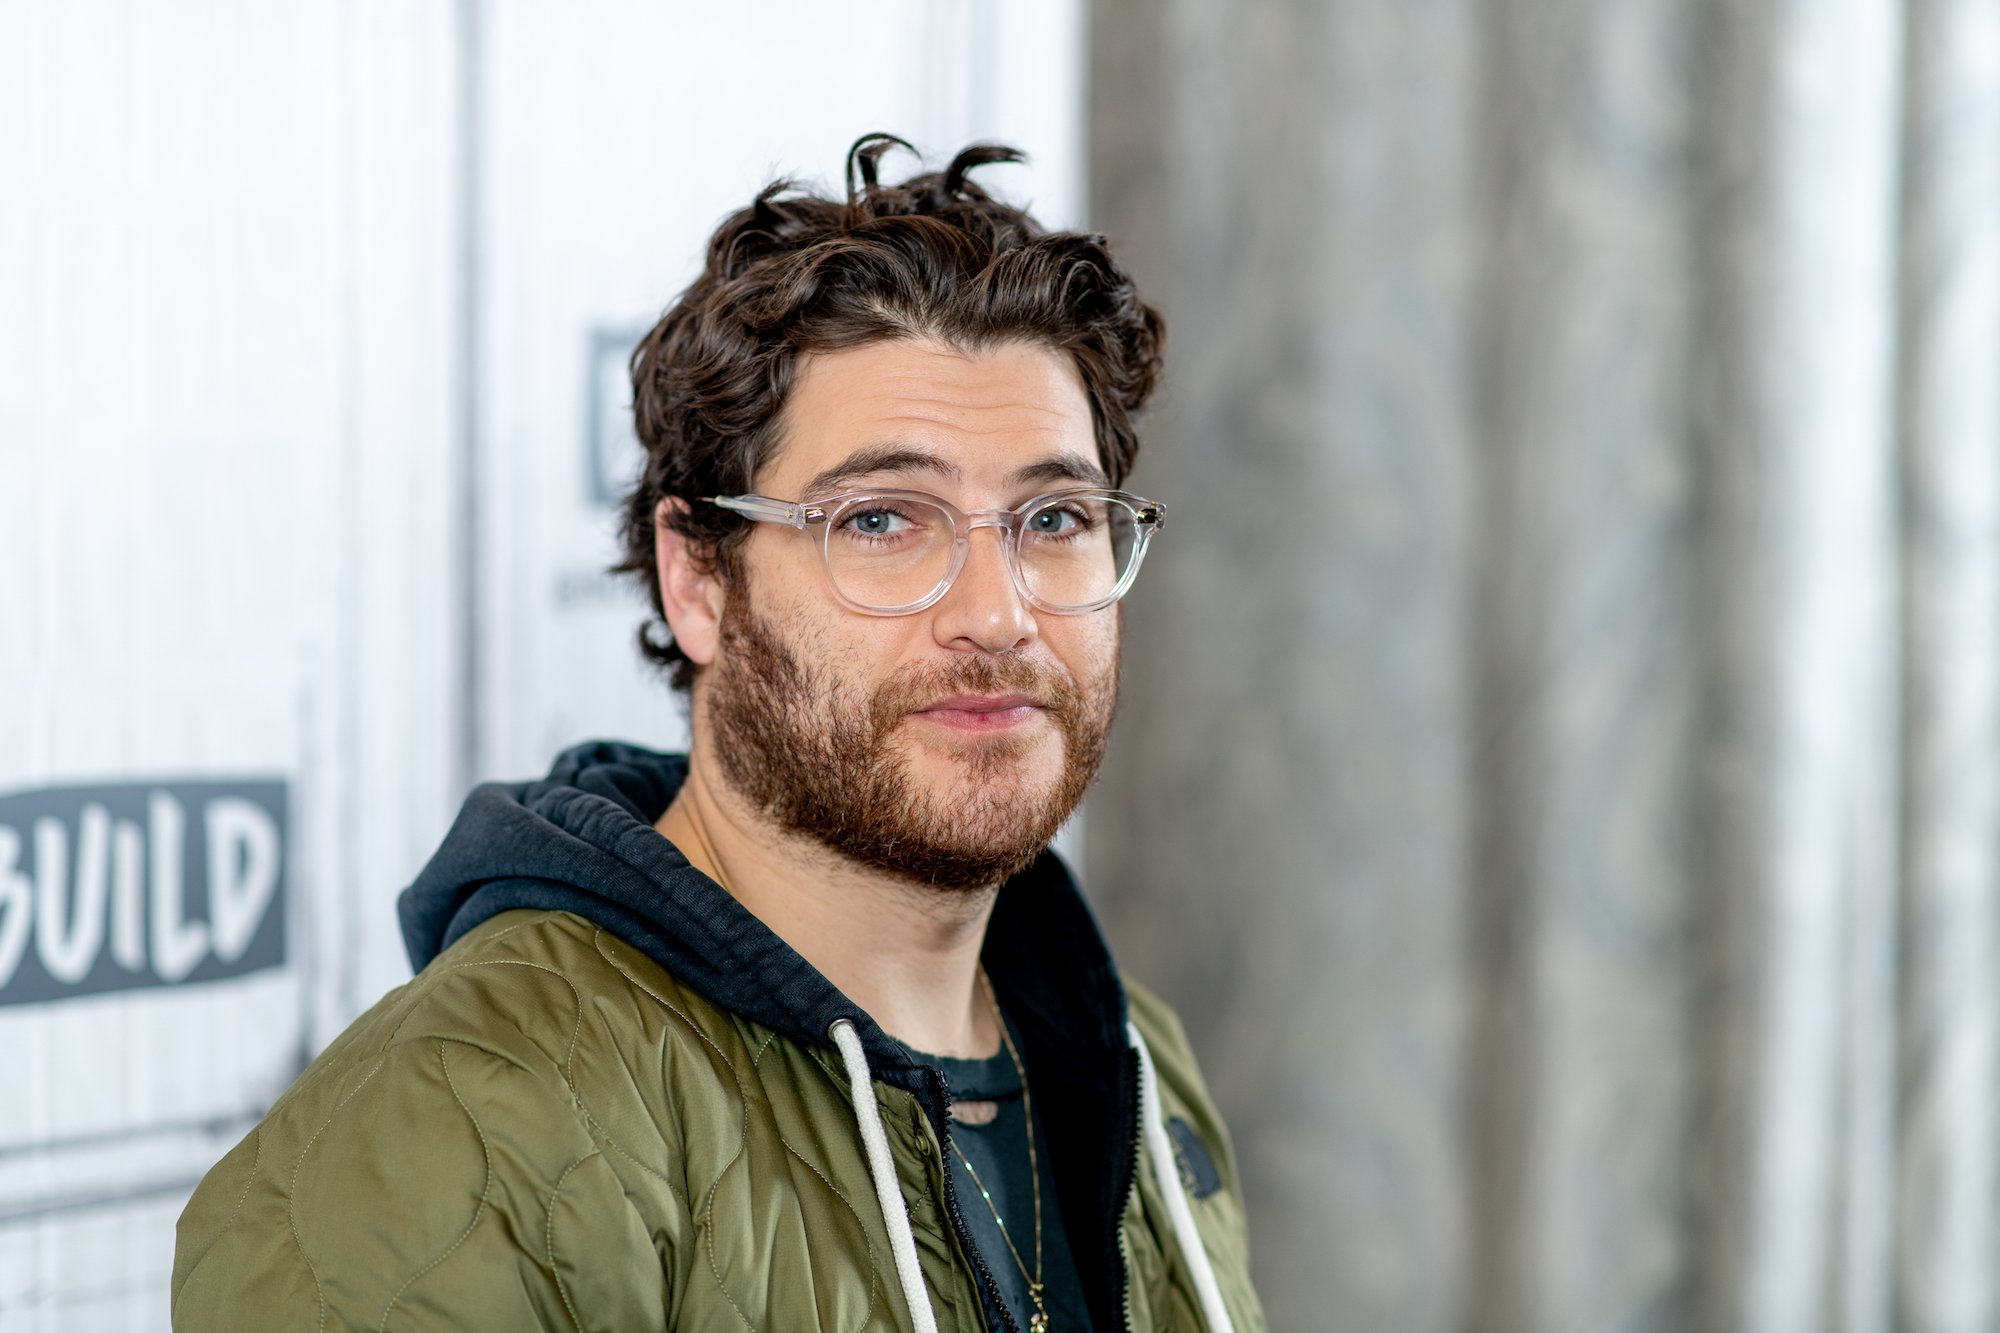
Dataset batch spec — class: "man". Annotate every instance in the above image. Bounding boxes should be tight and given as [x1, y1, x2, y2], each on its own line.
[172, 135, 1265, 1333]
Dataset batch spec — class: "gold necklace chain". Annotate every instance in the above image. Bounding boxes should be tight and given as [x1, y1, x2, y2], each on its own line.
[950, 969, 1049, 1333]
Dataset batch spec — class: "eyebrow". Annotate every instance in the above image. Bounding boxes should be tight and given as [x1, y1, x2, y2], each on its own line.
[1009, 454, 1111, 489]
[800, 443, 1110, 498]
[802, 446, 955, 498]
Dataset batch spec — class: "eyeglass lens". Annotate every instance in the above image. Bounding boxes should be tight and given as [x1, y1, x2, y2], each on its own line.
[824, 494, 1140, 611]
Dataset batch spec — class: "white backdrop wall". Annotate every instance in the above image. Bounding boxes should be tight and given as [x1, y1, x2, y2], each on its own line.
[0, 4, 1083, 1328]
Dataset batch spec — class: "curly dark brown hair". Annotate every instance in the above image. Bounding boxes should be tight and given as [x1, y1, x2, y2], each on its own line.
[613, 133, 1166, 692]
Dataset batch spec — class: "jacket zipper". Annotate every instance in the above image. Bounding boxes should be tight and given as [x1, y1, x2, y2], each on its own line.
[925, 1066, 1023, 1333]
[1112, 1049, 1143, 1333]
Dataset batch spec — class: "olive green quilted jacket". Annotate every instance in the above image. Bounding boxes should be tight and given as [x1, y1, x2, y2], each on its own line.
[170, 743, 1267, 1331]
[173, 910, 1262, 1331]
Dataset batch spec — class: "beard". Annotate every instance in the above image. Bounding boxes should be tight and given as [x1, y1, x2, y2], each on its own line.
[701, 604, 1119, 891]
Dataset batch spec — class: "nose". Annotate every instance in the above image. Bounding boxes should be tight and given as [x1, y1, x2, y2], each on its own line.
[930, 525, 1035, 655]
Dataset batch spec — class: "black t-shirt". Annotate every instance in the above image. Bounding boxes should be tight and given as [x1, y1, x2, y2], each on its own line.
[907, 1011, 1094, 1332]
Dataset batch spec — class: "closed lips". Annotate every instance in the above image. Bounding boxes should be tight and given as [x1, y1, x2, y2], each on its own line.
[918, 694, 1041, 713]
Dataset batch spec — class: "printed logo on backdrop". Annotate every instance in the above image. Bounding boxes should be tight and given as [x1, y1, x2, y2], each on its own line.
[586, 325, 648, 509]
[558, 325, 653, 609]
[0, 779, 288, 1006]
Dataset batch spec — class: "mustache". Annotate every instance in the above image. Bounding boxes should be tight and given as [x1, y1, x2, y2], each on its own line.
[868, 656, 1081, 731]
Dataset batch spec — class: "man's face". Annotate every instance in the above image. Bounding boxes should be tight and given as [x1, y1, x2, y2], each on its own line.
[696, 337, 1123, 890]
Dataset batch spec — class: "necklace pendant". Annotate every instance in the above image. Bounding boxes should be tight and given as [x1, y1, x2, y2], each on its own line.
[1029, 1315, 1049, 1333]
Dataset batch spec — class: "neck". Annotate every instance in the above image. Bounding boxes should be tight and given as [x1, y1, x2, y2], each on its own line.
[657, 747, 1002, 1060]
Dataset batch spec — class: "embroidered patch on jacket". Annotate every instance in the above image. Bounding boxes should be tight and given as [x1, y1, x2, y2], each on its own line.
[1167, 1116, 1223, 1199]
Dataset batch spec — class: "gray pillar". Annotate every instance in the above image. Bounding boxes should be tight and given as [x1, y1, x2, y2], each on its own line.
[1085, 2, 1923, 1331]
[1087, 3, 1479, 1329]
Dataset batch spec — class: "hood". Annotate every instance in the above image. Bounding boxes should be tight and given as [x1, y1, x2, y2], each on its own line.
[396, 739, 1130, 1097]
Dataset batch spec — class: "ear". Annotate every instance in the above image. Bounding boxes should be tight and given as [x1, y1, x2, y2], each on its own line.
[655, 498, 725, 667]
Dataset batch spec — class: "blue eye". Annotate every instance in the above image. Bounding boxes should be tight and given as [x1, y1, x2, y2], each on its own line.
[1027, 506, 1090, 535]
[842, 508, 914, 536]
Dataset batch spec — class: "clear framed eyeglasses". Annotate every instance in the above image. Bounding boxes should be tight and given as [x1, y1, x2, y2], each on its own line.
[706, 487, 1166, 616]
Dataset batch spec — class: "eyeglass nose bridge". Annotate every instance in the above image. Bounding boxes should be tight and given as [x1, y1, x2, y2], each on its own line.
[942, 511, 1033, 603]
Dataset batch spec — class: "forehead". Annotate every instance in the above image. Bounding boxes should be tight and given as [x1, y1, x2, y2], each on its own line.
[759, 338, 1099, 495]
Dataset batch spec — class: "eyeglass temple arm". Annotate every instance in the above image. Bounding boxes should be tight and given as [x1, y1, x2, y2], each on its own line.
[707, 495, 820, 529]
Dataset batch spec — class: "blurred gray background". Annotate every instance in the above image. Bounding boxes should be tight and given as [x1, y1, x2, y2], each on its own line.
[1087, 2, 2000, 1331]
[5, 2, 1999, 1331]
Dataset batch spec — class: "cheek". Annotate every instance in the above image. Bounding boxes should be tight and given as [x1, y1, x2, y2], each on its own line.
[1051, 612, 1122, 687]
[744, 527, 827, 595]
[751, 575, 916, 694]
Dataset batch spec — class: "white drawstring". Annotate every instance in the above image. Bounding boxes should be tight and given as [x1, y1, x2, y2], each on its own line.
[831, 1019, 942, 1333]
[1129, 1021, 1237, 1333]
[832, 1013, 1234, 1333]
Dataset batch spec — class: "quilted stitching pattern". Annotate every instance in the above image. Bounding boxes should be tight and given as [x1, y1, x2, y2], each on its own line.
[172, 911, 1263, 1331]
